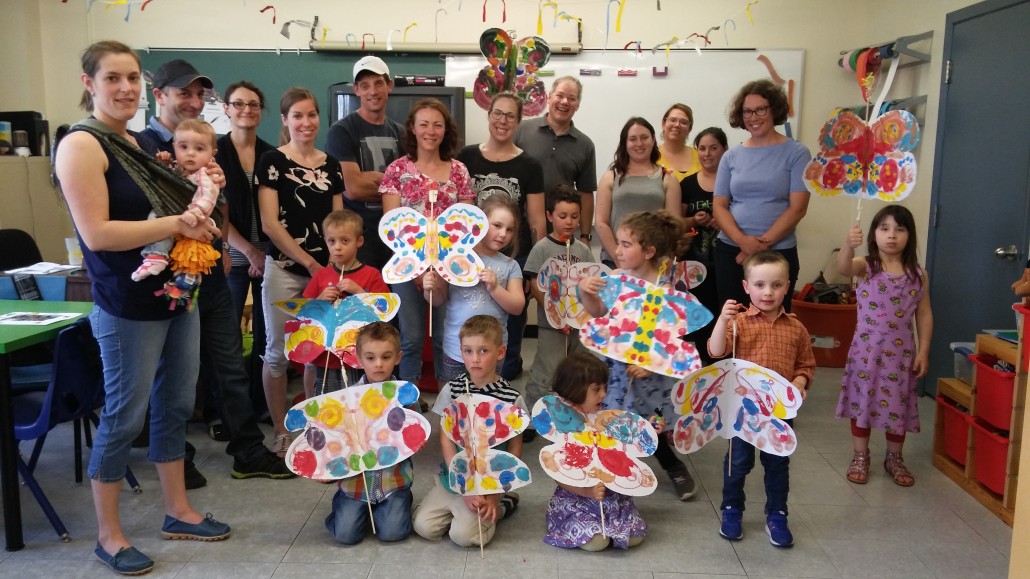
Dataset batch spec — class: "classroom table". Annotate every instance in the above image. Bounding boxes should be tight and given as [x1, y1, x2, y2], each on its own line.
[0, 299, 92, 551]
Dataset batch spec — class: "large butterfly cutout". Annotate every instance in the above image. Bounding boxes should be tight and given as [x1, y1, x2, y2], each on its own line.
[474, 28, 551, 116]
[671, 359, 803, 457]
[276, 294, 400, 369]
[441, 393, 532, 495]
[580, 274, 714, 378]
[536, 257, 612, 330]
[379, 204, 488, 287]
[532, 395, 658, 496]
[283, 380, 431, 480]
[804, 109, 921, 202]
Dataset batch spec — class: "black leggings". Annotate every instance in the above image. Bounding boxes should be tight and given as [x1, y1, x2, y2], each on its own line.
[655, 433, 685, 472]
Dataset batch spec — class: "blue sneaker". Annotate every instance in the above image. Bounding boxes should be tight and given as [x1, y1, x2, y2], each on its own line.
[161, 513, 231, 541]
[765, 511, 793, 547]
[719, 506, 743, 540]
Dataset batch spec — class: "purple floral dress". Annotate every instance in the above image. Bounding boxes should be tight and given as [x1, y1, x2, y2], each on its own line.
[836, 264, 924, 434]
[544, 487, 647, 549]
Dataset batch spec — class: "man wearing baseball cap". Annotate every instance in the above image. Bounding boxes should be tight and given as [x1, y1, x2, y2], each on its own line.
[140, 59, 214, 152]
[325, 55, 404, 270]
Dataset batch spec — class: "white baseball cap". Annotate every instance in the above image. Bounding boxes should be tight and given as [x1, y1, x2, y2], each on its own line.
[353, 56, 390, 80]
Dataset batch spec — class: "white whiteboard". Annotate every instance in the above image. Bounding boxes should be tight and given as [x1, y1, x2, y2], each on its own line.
[446, 49, 804, 179]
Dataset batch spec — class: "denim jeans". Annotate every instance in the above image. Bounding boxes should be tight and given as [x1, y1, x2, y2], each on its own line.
[325, 487, 413, 544]
[391, 279, 444, 382]
[226, 263, 266, 367]
[198, 279, 269, 463]
[261, 256, 310, 376]
[720, 419, 793, 515]
[714, 241, 799, 313]
[88, 306, 199, 482]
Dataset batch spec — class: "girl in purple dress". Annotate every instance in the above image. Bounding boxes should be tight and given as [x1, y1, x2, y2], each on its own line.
[835, 206, 933, 487]
[543, 353, 647, 551]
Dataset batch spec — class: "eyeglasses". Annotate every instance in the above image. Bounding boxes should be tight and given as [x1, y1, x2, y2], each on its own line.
[741, 106, 770, 119]
[229, 100, 262, 110]
[665, 117, 692, 127]
[489, 109, 518, 123]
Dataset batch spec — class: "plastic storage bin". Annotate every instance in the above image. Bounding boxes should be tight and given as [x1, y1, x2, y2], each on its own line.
[936, 396, 969, 465]
[970, 354, 1015, 431]
[790, 299, 857, 368]
[950, 342, 975, 383]
[970, 418, 1009, 495]
[1014, 303, 1030, 373]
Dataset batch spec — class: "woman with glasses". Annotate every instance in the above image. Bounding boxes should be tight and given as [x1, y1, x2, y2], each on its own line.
[457, 91, 544, 379]
[216, 81, 274, 416]
[657, 103, 702, 181]
[594, 117, 681, 268]
[712, 79, 811, 311]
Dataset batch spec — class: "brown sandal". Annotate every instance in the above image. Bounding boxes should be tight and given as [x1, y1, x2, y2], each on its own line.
[884, 451, 914, 486]
[846, 450, 870, 484]
[271, 433, 292, 458]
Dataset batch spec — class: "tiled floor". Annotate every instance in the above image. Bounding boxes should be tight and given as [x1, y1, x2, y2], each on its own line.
[1, 338, 1014, 578]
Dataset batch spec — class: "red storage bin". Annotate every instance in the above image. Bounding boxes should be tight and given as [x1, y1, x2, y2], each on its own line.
[970, 418, 1009, 495]
[970, 354, 1015, 431]
[936, 396, 969, 465]
[790, 299, 857, 368]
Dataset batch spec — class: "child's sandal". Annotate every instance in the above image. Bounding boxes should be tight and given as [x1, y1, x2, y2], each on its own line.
[884, 451, 914, 486]
[846, 450, 870, 484]
[271, 433, 292, 458]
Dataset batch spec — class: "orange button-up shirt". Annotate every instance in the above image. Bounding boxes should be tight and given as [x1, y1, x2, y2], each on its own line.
[712, 305, 816, 386]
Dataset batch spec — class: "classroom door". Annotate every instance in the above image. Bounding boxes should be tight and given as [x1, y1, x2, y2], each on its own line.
[924, 0, 1030, 393]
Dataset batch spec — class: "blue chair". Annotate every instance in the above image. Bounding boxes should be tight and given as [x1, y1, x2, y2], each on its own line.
[12, 318, 141, 542]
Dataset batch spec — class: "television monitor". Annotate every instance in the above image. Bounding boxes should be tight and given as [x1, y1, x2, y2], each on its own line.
[328, 84, 467, 142]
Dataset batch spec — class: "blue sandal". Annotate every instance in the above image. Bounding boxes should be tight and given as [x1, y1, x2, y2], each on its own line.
[95, 543, 154, 576]
[161, 513, 231, 541]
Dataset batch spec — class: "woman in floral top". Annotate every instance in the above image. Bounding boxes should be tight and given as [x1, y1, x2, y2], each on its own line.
[257, 87, 343, 455]
[380, 98, 475, 383]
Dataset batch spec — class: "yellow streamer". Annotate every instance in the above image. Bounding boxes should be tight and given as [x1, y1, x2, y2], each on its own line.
[745, 0, 758, 25]
[403, 22, 417, 42]
[321, 27, 329, 46]
[615, 0, 625, 32]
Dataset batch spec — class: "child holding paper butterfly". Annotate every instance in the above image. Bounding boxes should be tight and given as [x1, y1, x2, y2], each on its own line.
[380, 98, 475, 385]
[835, 205, 932, 487]
[579, 211, 698, 501]
[543, 353, 647, 551]
[423, 193, 525, 382]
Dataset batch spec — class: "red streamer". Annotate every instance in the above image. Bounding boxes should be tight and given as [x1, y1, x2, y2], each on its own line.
[260, 5, 276, 24]
[141, 0, 153, 9]
[482, 0, 506, 22]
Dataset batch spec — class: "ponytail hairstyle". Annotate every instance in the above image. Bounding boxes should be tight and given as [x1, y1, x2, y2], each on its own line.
[478, 192, 520, 257]
[618, 210, 688, 268]
[79, 40, 140, 111]
[866, 204, 921, 282]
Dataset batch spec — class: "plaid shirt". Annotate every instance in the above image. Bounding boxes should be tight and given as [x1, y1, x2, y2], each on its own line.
[714, 305, 816, 386]
[337, 375, 414, 503]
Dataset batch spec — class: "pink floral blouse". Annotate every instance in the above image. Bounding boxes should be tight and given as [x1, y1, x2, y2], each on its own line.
[379, 156, 475, 217]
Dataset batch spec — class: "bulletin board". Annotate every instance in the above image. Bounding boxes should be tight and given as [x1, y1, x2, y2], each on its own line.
[446, 48, 804, 172]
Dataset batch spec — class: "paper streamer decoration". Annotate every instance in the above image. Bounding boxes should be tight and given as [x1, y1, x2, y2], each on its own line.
[538, 1, 559, 34]
[441, 393, 532, 495]
[276, 294, 401, 369]
[259, 5, 276, 23]
[536, 258, 612, 330]
[745, 0, 759, 24]
[482, 0, 506, 22]
[580, 274, 713, 378]
[671, 359, 802, 456]
[804, 109, 920, 201]
[379, 203, 488, 287]
[532, 395, 658, 496]
[473, 28, 551, 117]
[283, 381, 431, 480]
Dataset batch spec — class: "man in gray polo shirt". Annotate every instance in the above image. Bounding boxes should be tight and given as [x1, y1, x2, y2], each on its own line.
[514, 76, 597, 245]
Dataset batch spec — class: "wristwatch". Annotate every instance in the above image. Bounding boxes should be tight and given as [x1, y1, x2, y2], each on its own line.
[580, 233, 592, 242]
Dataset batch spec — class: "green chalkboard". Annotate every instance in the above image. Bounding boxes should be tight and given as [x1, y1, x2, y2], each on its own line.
[137, 50, 444, 149]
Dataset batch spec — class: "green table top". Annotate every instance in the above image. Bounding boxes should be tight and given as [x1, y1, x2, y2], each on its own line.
[0, 300, 93, 354]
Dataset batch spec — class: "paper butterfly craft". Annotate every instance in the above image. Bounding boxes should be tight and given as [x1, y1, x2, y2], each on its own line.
[276, 294, 400, 369]
[804, 109, 921, 202]
[473, 28, 551, 116]
[671, 260, 707, 294]
[283, 380, 431, 480]
[671, 359, 803, 457]
[440, 393, 532, 495]
[379, 204, 489, 287]
[580, 274, 714, 378]
[532, 395, 658, 496]
[536, 258, 612, 330]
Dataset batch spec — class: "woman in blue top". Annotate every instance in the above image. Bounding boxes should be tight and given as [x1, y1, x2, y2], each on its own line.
[55, 41, 229, 575]
[712, 79, 811, 312]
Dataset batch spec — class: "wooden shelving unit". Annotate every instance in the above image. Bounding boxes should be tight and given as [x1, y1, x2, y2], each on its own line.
[933, 329, 1025, 526]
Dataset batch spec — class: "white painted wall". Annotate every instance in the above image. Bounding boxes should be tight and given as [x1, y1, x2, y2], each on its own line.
[2, 0, 980, 282]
